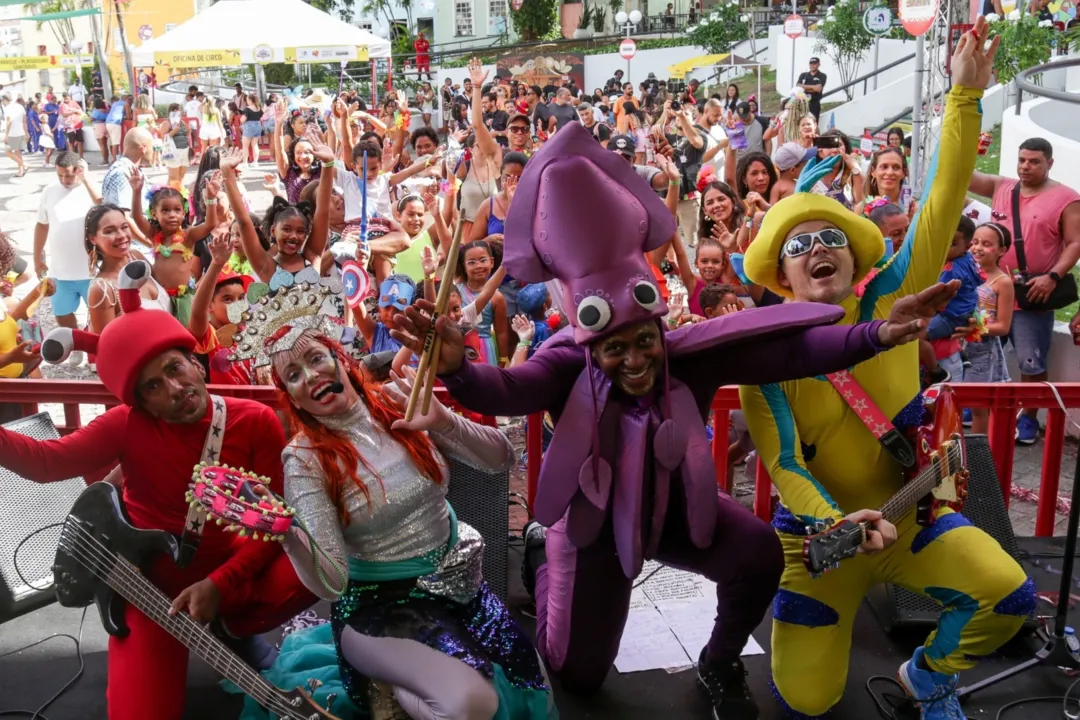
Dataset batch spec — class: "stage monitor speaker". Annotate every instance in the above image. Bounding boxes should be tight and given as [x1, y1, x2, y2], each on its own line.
[0, 413, 88, 624]
[865, 433, 1035, 634]
[446, 460, 509, 601]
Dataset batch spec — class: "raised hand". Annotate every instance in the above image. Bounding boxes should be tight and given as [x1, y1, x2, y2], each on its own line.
[390, 298, 466, 376]
[878, 280, 961, 347]
[387, 366, 455, 433]
[203, 175, 222, 200]
[219, 146, 244, 170]
[511, 314, 534, 343]
[128, 165, 144, 194]
[420, 244, 437, 277]
[207, 232, 230, 265]
[467, 57, 487, 88]
[950, 15, 1000, 90]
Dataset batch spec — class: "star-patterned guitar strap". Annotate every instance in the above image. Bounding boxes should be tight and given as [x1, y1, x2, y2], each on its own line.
[826, 371, 917, 471]
[177, 395, 227, 567]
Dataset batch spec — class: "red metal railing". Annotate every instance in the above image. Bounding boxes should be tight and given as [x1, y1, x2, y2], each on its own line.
[526, 383, 1080, 538]
[4, 379, 1076, 537]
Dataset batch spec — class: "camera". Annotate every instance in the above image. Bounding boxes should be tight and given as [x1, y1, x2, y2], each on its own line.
[812, 135, 843, 149]
[670, 100, 681, 111]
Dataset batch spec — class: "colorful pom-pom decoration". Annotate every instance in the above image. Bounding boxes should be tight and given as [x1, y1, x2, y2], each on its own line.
[188, 462, 295, 541]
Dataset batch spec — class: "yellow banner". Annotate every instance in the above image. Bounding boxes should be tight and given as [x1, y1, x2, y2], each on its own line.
[0, 55, 78, 71]
[284, 45, 369, 64]
[153, 49, 241, 68]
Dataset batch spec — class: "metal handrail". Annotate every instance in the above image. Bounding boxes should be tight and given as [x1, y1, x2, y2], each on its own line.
[1013, 56, 1080, 115]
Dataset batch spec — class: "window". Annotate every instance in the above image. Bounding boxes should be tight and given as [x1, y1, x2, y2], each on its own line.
[488, 0, 508, 34]
[454, 0, 474, 37]
[164, 23, 176, 33]
[358, 21, 373, 31]
[38, 45, 47, 56]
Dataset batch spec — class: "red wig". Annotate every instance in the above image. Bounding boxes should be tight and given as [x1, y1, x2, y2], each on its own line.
[274, 335, 445, 526]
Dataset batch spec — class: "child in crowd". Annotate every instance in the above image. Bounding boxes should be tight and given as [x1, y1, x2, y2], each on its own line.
[455, 239, 509, 365]
[920, 216, 981, 384]
[130, 172, 219, 326]
[0, 235, 51, 378]
[340, 138, 439, 227]
[189, 232, 255, 385]
[508, 283, 552, 367]
[697, 282, 744, 320]
[965, 222, 1014, 434]
[357, 273, 416, 354]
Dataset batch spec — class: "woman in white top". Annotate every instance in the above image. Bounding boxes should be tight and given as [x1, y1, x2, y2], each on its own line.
[85, 204, 170, 335]
[418, 81, 435, 128]
[199, 96, 225, 147]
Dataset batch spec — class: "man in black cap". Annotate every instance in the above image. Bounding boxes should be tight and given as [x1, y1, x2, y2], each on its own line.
[609, 134, 672, 193]
[797, 57, 828, 120]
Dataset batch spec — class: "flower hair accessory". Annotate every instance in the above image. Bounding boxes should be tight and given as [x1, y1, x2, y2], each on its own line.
[696, 164, 717, 194]
[143, 184, 190, 223]
[861, 196, 891, 218]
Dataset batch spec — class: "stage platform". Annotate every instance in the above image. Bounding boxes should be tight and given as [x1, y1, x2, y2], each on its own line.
[1, 537, 1075, 720]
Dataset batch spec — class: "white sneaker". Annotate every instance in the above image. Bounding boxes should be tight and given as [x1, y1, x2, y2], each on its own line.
[66, 350, 86, 367]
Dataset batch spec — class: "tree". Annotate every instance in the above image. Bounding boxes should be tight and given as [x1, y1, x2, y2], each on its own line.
[985, 11, 1056, 85]
[685, 2, 749, 56]
[24, 0, 77, 51]
[814, 0, 875, 101]
[509, 0, 559, 42]
[310, 0, 357, 24]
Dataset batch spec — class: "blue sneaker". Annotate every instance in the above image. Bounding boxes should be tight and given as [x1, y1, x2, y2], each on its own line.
[1015, 414, 1039, 445]
[897, 647, 965, 719]
[962, 409, 972, 428]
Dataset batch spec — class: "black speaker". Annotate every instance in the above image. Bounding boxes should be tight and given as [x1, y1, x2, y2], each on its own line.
[446, 459, 509, 601]
[865, 434, 1034, 633]
[0, 413, 89, 624]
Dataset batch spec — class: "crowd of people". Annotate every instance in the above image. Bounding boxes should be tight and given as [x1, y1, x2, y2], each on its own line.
[0, 15, 1078, 720]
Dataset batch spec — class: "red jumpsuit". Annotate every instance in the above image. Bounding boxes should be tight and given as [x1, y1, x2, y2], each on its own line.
[414, 36, 431, 77]
[0, 397, 316, 720]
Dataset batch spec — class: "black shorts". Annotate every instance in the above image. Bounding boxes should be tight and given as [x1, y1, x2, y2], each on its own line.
[65, 130, 82, 146]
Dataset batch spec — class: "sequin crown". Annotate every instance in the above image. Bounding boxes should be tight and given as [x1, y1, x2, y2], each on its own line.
[227, 275, 345, 367]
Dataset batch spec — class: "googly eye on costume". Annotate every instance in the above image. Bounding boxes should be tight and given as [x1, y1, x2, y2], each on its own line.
[632, 281, 661, 311]
[576, 295, 611, 333]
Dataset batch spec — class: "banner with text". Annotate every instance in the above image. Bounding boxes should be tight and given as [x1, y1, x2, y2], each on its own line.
[285, 46, 369, 64]
[0, 55, 78, 72]
[153, 49, 242, 68]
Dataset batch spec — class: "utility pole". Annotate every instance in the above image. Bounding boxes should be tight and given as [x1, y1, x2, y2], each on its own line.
[112, 0, 136, 92]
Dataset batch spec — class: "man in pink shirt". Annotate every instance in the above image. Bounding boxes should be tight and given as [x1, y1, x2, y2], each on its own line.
[970, 137, 1080, 444]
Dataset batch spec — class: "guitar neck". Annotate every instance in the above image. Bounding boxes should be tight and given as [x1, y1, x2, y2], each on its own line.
[878, 443, 960, 524]
[103, 556, 285, 710]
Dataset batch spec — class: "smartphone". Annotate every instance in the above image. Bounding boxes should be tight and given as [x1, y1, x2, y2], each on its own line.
[812, 136, 843, 149]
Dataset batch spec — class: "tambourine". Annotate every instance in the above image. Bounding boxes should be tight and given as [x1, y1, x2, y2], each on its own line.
[186, 463, 295, 541]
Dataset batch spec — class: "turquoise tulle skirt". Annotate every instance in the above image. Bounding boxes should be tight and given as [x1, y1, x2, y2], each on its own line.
[226, 582, 555, 720]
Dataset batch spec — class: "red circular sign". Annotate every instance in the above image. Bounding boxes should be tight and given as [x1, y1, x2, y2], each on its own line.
[619, 38, 637, 60]
[784, 14, 804, 39]
[511, 0, 524, 9]
[898, 0, 938, 37]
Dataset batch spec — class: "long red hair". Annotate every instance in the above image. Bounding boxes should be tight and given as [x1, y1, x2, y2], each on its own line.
[274, 336, 445, 526]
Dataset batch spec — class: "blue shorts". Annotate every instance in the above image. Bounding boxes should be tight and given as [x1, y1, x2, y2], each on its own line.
[52, 278, 91, 316]
[242, 120, 262, 139]
[262, 119, 275, 135]
[1008, 308, 1055, 376]
[927, 311, 971, 341]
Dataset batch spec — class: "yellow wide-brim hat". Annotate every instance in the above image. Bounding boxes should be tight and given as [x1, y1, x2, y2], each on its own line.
[744, 192, 885, 299]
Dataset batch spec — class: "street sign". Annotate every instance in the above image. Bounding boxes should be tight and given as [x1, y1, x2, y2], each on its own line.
[862, 6, 893, 36]
[784, 14, 804, 39]
[138, 24, 153, 41]
[899, 0, 939, 37]
[511, 0, 524, 9]
[619, 38, 637, 60]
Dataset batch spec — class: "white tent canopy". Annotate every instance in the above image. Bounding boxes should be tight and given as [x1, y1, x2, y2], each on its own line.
[131, 0, 391, 67]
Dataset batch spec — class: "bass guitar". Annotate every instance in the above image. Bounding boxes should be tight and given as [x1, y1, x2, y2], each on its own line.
[52, 481, 340, 720]
[802, 386, 968, 577]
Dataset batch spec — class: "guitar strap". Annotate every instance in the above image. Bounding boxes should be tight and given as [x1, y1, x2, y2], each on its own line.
[826, 370, 917, 471]
[177, 395, 226, 567]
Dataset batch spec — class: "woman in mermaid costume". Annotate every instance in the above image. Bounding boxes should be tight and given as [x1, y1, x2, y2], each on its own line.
[227, 280, 554, 720]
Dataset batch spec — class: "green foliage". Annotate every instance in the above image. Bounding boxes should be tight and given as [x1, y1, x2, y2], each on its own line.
[593, 5, 606, 32]
[814, 0, 875, 100]
[577, 2, 593, 29]
[685, 1, 749, 55]
[510, 0, 560, 42]
[985, 11, 1056, 85]
[309, 0, 356, 24]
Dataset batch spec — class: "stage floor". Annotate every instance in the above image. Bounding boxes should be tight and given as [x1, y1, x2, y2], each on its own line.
[1, 537, 1076, 720]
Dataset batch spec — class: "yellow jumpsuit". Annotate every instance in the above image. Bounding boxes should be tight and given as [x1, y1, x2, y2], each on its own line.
[740, 87, 1035, 718]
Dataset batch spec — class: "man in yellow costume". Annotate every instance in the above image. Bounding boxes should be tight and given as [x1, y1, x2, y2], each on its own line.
[740, 20, 1034, 720]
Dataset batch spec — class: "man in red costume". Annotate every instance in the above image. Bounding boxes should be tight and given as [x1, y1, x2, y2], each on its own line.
[414, 30, 432, 80]
[0, 260, 315, 720]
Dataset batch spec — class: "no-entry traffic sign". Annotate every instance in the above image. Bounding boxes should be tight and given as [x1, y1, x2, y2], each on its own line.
[784, 14, 804, 39]
[619, 38, 637, 60]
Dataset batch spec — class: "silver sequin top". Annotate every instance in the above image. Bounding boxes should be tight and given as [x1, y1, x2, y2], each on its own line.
[281, 399, 515, 601]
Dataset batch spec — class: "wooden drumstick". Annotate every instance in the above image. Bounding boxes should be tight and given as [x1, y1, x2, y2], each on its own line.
[405, 215, 465, 422]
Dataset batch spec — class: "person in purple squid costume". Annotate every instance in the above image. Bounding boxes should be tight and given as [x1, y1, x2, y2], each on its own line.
[391, 122, 953, 719]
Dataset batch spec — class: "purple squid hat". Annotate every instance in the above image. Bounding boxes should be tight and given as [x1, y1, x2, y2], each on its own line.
[503, 122, 677, 345]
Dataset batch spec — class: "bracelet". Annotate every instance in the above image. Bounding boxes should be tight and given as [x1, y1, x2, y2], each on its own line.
[205, 198, 219, 206]
[324, 159, 336, 168]
[425, 273, 436, 281]
[668, 179, 680, 186]
[516, 342, 531, 350]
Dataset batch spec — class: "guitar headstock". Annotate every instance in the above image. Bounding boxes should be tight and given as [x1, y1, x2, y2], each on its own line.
[802, 521, 865, 577]
[925, 384, 963, 450]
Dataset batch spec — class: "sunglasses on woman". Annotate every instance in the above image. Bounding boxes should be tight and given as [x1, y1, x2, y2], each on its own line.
[781, 228, 849, 259]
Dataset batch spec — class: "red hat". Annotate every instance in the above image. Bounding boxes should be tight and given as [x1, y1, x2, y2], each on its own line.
[41, 261, 196, 406]
[215, 269, 254, 293]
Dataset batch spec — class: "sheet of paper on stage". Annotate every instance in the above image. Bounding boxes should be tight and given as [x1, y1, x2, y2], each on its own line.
[635, 561, 718, 604]
[657, 598, 765, 657]
[614, 606, 692, 673]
